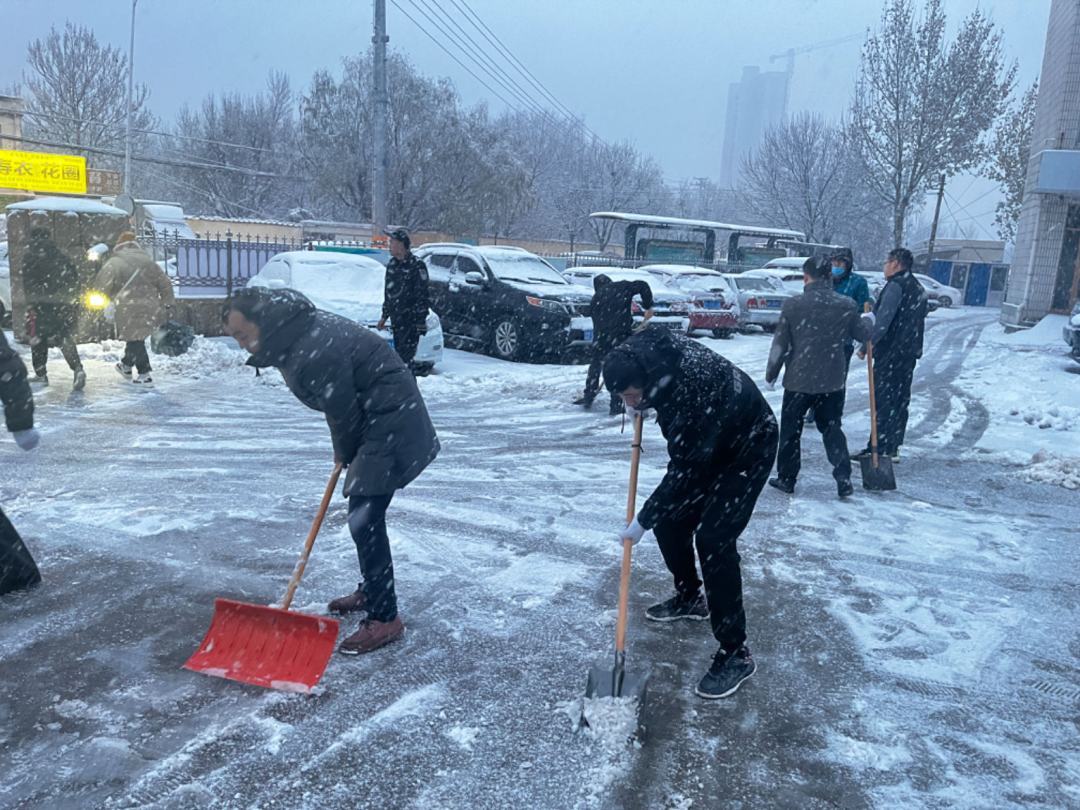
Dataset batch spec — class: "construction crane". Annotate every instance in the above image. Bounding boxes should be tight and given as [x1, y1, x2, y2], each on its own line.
[769, 32, 865, 116]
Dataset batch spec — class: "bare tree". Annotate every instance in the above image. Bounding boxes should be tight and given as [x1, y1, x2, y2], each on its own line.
[167, 72, 300, 219]
[22, 21, 156, 166]
[985, 79, 1038, 245]
[578, 140, 666, 251]
[851, 0, 1016, 247]
[740, 112, 856, 243]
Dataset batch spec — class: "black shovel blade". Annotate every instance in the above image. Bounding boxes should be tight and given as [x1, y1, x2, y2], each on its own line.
[860, 453, 896, 491]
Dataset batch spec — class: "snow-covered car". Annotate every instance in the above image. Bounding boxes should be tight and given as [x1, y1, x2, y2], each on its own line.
[248, 251, 444, 374]
[722, 274, 794, 331]
[1064, 301, 1080, 362]
[914, 273, 962, 308]
[743, 267, 804, 294]
[414, 244, 594, 362]
[560, 266, 691, 333]
[857, 270, 939, 311]
[0, 241, 10, 327]
[638, 264, 740, 338]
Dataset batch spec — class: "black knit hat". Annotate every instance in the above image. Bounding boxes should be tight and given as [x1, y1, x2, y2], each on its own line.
[829, 247, 854, 267]
[602, 346, 646, 394]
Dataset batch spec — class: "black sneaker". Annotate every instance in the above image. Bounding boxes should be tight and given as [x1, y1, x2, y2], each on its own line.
[30, 372, 49, 386]
[73, 368, 86, 391]
[768, 477, 795, 494]
[837, 478, 854, 498]
[134, 373, 153, 385]
[573, 396, 594, 409]
[696, 646, 756, 699]
[646, 592, 709, 622]
[850, 448, 871, 461]
[116, 362, 133, 378]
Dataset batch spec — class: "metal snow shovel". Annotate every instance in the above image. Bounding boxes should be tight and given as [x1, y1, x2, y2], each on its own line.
[583, 411, 650, 737]
[860, 304, 897, 491]
[184, 464, 344, 693]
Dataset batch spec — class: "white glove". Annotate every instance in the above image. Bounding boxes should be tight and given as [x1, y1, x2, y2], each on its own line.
[618, 518, 646, 546]
[860, 311, 876, 325]
[13, 428, 40, 451]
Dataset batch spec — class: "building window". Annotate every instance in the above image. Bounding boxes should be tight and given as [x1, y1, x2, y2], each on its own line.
[1053, 204, 1080, 313]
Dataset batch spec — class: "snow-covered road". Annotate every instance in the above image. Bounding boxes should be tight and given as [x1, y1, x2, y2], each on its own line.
[2, 308, 1079, 809]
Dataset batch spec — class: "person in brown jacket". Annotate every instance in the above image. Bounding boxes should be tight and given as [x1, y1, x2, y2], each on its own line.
[94, 232, 175, 384]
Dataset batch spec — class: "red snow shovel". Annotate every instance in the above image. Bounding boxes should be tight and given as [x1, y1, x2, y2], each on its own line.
[583, 412, 650, 738]
[184, 464, 344, 693]
[860, 304, 896, 491]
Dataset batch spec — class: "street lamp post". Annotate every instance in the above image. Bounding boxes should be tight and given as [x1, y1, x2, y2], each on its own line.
[123, 0, 139, 195]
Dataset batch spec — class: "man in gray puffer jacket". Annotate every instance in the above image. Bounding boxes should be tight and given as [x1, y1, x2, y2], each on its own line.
[765, 257, 876, 497]
[223, 287, 440, 655]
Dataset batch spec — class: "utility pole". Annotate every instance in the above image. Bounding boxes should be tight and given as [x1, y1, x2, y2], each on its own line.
[123, 0, 139, 195]
[372, 0, 389, 243]
[926, 173, 946, 269]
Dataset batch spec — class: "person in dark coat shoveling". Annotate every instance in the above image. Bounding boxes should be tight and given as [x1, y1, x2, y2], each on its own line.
[574, 274, 654, 415]
[1, 330, 43, 595]
[223, 287, 440, 654]
[602, 327, 778, 699]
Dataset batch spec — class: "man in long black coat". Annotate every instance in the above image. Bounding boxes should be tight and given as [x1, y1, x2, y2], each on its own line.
[22, 228, 86, 390]
[376, 228, 431, 371]
[765, 257, 876, 497]
[602, 327, 778, 699]
[575, 274, 654, 415]
[854, 248, 928, 462]
[223, 287, 440, 654]
[1, 331, 43, 595]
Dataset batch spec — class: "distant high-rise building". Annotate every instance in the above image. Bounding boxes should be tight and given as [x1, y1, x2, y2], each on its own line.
[719, 66, 789, 188]
[1002, 0, 1080, 326]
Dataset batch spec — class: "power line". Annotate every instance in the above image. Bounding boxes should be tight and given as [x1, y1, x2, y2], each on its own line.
[393, 0, 584, 143]
[448, 0, 598, 140]
[22, 110, 284, 155]
[141, 163, 274, 220]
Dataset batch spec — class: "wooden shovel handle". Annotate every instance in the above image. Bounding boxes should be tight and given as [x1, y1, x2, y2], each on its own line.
[615, 413, 644, 654]
[864, 303, 879, 468]
[280, 463, 344, 610]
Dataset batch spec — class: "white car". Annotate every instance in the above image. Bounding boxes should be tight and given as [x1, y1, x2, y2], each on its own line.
[743, 267, 804, 294]
[914, 273, 962, 307]
[0, 241, 10, 327]
[560, 266, 692, 333]
[248, 250, 444, 373]
[722, 273, 795, 331]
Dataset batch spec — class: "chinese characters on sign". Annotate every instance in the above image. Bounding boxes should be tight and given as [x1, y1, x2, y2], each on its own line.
[0, 148, 87, 194]
[87, 169, 122, 196]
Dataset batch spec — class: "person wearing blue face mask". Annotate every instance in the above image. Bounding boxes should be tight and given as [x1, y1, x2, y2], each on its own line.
[829, 248, 870, 371]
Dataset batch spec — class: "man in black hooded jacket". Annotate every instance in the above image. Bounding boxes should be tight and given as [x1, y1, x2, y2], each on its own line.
[223, 287, 440, 655]
[602, 327, 778, 699]
[1, 331, 43, 595]
[22, 228, 86, 389]
[575, 274, 654, 415]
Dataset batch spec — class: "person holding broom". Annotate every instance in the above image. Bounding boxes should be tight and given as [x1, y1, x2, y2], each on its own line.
[222, 286, 440, 655]
[602, 327, 778, 699]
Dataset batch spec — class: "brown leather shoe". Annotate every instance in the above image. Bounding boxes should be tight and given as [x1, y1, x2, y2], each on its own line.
[338, 617, 405, 655]
[327, 586, 367, 615]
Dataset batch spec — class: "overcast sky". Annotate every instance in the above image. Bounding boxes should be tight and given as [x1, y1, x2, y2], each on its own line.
[2, 0, 1053, 243]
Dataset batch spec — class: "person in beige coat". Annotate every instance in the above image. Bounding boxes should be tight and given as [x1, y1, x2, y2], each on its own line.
[95, 232, 175, 384]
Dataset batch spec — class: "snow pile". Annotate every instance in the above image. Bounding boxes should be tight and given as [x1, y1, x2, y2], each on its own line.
[446, 725, 481, 750]
[558, 696, 640, 808]
[1020, 450, 1080, 490]
[87, 337, 283, 383]
[1010, 403, 1079, 431]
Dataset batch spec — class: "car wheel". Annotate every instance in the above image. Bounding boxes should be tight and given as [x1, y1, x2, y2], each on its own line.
[939, 296, 952, 308]
[761, 323, 777, 333]
[712, 328, 734, 339]
[491, 319, 523, 361]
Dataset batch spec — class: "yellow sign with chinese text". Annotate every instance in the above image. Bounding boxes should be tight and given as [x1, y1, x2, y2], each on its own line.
[0, 148, 87, 194]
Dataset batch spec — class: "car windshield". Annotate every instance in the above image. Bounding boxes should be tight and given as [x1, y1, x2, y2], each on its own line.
[484, 254, 567, 284]
[734, 277, 777, 292]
